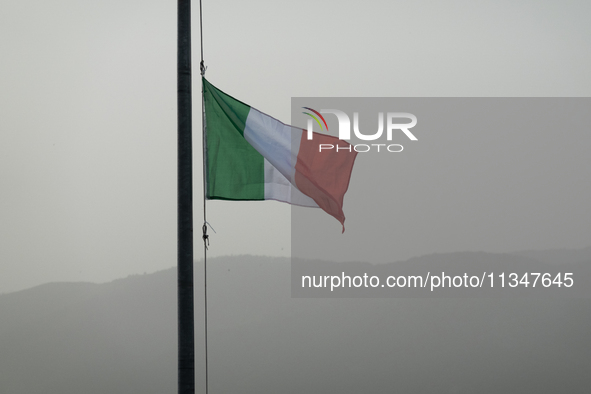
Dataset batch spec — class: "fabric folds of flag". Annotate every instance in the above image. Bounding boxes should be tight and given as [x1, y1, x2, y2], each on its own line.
[202, 78, 357, 231]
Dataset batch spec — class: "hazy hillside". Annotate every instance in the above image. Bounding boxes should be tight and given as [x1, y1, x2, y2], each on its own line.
[1, 254, 590, 393]
[0, 270, 177, 394]
[514, 246, 591, 265]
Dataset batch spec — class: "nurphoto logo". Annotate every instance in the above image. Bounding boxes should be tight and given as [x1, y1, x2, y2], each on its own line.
[302, 107, 418, 153]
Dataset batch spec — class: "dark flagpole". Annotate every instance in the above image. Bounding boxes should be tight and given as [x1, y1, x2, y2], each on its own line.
[177, 0, 194, 393]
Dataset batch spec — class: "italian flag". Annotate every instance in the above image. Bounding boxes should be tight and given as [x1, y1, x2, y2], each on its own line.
[203, 78, 357, 231]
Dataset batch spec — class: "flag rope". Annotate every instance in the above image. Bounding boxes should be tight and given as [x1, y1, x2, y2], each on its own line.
[199, 0, 209, 394]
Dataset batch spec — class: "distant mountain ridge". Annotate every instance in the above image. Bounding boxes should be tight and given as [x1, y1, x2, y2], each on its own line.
[513, 246, 591, 264]
[1, 252, 590, 393]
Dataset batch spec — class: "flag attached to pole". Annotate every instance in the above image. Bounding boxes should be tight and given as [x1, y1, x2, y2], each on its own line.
[203, 78, 357, 231]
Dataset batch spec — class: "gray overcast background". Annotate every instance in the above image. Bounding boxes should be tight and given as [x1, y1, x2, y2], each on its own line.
[1, 0, 591, 294]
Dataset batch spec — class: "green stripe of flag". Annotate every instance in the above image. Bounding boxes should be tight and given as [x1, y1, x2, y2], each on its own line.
[203, 78, 266, 200]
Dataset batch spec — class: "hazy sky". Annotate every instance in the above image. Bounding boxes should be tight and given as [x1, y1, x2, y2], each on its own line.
[1, 0, 590, 293]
